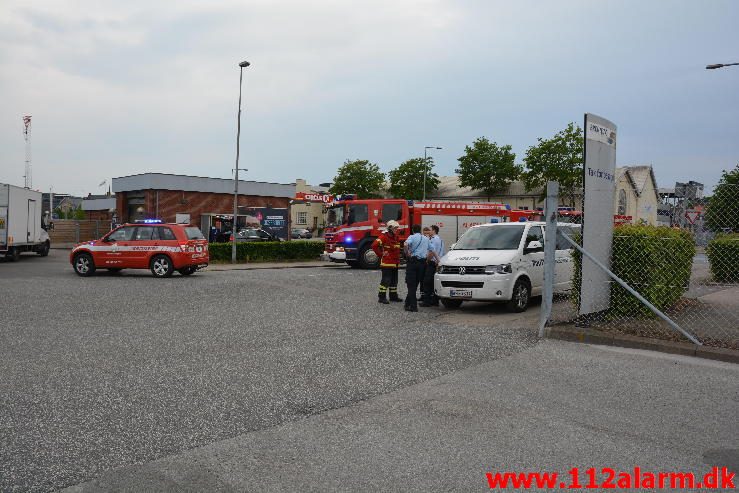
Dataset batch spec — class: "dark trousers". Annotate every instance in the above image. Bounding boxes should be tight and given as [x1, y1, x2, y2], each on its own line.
[422, 260, 438, 304]
[379, 267, 399, 299]
[405, 258, 425, 309]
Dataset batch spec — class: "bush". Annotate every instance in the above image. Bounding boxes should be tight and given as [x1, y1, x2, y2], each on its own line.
[208, 240, 325, 263]
[706, 233, 739, 282]
[573, 225, 695, 317]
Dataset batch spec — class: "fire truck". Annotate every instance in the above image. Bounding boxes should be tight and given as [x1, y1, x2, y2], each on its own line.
[322, 195, 532, 269]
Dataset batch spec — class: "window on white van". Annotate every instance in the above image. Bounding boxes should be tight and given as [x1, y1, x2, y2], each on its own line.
[454, 225, 525, 250]
[526, 226, 543, 246]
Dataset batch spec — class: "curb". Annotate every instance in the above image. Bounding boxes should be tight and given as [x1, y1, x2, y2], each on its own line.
[206, 263, 347, 272]
[544, 325, 739, 365]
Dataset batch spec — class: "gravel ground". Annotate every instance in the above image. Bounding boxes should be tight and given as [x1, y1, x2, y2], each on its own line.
[0, 252, 537, 492]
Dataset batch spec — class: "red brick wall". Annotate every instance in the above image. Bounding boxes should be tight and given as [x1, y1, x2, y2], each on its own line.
[117, 190, 288, 225]
[85, 210, 113, 221]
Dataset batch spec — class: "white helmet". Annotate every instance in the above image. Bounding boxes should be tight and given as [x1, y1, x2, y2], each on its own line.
[386, 220, 400, 229]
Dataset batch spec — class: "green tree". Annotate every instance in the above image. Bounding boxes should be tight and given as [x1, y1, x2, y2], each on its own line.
[522, 122, 583, 207]
[72, 205, 85, 220]
[329, 159, 386, 199]
[705, 164, 739, 233]
[388, 157, 440, 200]
[455, 137, 520, 201]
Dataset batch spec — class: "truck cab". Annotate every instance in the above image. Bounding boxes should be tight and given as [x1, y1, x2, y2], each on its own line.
[324, 197, 411, 269]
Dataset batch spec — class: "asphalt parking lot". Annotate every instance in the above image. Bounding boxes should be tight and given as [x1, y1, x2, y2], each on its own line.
[0, 251, 539, 491]
[1, 251, 737, 492]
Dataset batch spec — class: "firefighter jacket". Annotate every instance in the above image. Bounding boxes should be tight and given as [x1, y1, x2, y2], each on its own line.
[371, 230, 401, 268]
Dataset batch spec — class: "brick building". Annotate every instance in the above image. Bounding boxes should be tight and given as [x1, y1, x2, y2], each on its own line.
[112, 173, 294, 237]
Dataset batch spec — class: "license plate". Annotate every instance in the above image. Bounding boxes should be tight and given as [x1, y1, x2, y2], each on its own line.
[450, 289, 473, 298]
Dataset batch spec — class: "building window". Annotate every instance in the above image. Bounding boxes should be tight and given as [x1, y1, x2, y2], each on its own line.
[618, 189, 627, 215]
[297, 211, 307, 225]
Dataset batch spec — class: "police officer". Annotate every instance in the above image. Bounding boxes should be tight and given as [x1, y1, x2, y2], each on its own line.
[420, 224, 444, 307]
[371, 220, 403, 304]
[403, 224, 430, 312]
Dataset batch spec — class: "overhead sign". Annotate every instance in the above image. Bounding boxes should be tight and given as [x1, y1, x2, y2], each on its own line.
[580, 114, 618, 316]
[295, 192, 333, 203]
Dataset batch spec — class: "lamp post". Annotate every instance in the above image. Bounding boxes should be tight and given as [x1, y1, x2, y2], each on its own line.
[706, 62, 739, 69]
[422, 146, 442, 201]
[232, 60, 250, 263]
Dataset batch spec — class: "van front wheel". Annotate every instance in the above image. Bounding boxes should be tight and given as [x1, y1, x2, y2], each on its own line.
[507, 278, 530, 312]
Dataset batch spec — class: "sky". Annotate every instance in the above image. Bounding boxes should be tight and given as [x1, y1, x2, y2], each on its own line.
[1, 0, 737, 197]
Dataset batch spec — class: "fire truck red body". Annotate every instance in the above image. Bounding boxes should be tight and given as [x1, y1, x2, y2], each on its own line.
[322, 196, 531, 269]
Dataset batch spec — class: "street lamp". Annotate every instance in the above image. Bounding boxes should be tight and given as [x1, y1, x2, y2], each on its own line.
[422, 146, 442, 201]
[706, 62, 739, 69]
[232, 60, 251, 263]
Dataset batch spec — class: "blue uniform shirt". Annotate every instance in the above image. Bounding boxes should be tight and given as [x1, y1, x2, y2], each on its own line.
[429, 234, 444, 261]
[406, 232, 430, 259]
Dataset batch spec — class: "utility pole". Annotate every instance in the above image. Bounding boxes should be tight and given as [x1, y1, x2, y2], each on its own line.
[23, 116, 32, 189]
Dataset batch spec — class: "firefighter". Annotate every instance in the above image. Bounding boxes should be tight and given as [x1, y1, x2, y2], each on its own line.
[371, 220, 403, 304]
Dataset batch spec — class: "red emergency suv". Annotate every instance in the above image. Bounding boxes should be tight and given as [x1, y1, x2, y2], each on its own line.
[70, 221, 209, 278]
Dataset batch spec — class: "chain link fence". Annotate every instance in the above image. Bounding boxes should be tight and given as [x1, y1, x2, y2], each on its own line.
[549, 184, 738, 351]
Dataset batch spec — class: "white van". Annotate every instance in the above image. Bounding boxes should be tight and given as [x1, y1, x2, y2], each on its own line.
[433, 221, 580, 312]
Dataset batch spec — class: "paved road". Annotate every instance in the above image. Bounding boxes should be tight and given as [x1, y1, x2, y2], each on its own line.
[1, 251, 737, 492]
[0, 251, 538, 491]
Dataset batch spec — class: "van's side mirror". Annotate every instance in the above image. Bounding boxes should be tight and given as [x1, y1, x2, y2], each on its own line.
[525, 240, 543, 253]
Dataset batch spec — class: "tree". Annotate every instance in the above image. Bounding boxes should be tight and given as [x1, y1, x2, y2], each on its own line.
[522, 122, 583, 207]
[329, 159, 386, 199]
[388, 157, 440, 200]
[455, 137, 520, 201]
[705, 164, 739, 233]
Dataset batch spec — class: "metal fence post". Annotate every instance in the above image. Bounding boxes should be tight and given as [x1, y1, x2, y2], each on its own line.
[538, 181, 558, 338]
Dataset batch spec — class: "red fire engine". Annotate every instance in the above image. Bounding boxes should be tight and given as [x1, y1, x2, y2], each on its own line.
[321, 195, 532, 269]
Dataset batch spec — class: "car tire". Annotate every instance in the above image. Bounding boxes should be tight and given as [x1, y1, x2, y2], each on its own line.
[507, 278, 531, 313]
[7, 247, 21, 262]
[37, 241, 50, 257]
[178, 266, 197, 276]
[73, 253, 96, 277]
[150, 254, 174, 278]
[358, 244, 380, 269]
[440, 298, 463, 309]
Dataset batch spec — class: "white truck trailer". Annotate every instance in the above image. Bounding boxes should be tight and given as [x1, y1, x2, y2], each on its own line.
[0, 183, 51, 261]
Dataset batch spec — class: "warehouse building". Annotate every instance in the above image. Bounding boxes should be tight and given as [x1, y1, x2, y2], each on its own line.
[112, 173, 294, 239]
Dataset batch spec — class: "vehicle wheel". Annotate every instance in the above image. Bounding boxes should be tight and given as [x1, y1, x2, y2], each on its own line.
[7, 247, 21, 262]
[73, 253, 96, 277]
[37, 241, 50, 257]
[507, 278, 531, 313]
[358, 244, 380, 269]
[150, 255, 174, 278]
[440, 298, 463, 309]
[178, 266, 196, 276]
[347, 261, 361, 269]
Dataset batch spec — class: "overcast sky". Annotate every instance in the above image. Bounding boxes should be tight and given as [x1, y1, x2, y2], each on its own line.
[1, 0, 737, 197]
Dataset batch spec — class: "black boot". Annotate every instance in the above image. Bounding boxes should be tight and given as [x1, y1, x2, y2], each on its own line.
[389, 290, 403, 302]
[378, 292, 389, 304]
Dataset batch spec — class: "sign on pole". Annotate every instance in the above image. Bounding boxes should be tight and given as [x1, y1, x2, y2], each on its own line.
[580, 114, 618, 316]
[685, 210, 699, 224]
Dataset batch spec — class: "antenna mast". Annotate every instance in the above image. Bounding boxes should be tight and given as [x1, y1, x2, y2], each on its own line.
[23, 115, 32, 189]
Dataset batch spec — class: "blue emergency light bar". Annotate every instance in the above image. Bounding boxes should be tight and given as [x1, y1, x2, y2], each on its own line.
[135, 219, 163, 224]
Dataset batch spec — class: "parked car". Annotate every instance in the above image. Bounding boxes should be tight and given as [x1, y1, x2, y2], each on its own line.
[233, 228, 281, 242]
[434, 222, 580, 312]
[70, 222, 208, 278]
[291, 228, 313, 239]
